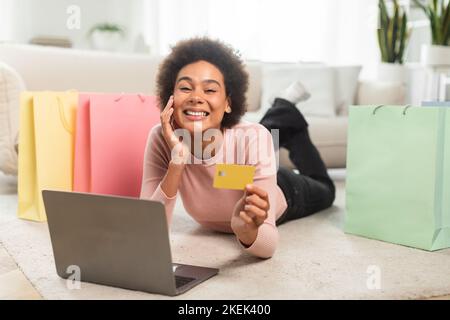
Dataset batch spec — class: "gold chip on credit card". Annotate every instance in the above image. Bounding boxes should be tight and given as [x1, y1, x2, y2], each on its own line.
[213, 164, 256, 190]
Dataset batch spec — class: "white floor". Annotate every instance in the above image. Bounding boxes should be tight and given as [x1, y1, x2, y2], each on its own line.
[1, 171, 450, 300]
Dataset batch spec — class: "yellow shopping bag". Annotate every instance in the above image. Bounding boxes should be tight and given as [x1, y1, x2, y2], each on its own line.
[17, 91, 77, 221]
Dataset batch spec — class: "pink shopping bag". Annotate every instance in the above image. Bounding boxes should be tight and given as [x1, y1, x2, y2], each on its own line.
[74, 93, 159, 197]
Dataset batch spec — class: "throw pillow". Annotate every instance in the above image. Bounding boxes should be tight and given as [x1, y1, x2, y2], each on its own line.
[0, 62, 26, 175]
[356, 81, 406, 105]
[334, 65, 362, 116]
[261, 64, 336, 118]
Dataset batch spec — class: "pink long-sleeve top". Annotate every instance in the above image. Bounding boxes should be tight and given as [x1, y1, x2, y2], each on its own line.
[140, 120, 288, 258]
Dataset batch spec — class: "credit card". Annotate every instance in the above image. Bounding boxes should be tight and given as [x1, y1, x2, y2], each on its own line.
[213, 164, 256, 190]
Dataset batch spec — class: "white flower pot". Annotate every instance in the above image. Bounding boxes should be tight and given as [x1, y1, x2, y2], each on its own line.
[90, 30, 123, 51]
[377, 62, 406, 83]
[421, 44, 450, 67]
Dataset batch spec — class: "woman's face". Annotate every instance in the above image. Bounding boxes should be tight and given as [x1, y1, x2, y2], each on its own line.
[172, 60, 230, 134]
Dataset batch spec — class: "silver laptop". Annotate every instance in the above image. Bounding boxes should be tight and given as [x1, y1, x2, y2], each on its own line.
[42, 190, 219, 296]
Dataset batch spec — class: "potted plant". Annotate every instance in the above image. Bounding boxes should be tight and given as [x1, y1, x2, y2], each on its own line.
[88, 23, 125, 51]
[377, 0, 411, 83]
[413, 0, 450, 66]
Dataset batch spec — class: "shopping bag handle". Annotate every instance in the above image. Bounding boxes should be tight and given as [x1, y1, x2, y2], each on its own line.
[372, 105, 411, 115]
[114, 93, 146, 102]
[402, 105, 412, 115]
[137, 94, 146, 102]
[57, 96, 74, 135]
[114, 93, 124, 102]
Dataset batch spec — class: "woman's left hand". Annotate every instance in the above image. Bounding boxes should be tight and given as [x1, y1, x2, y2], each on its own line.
[231, 184, 270, 246]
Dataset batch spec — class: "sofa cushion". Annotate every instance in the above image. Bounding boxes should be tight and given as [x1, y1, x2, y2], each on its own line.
[261, 64, 336, 118]
[356, 80, 406, 105]
[245, 61, 262, 112]
[0, 62, 26, 175]
[279, 116, 348, 169]
[0, 43, 161, 94]
[334, 65, 362, 116]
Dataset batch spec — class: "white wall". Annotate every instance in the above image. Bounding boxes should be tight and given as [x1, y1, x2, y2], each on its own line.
[1, 0, 144, 51]
[0, 0, 438, 66]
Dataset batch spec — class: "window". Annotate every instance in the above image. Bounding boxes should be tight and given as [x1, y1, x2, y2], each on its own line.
[141, 0, 380, 66]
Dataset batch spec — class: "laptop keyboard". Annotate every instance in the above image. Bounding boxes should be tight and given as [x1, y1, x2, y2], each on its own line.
[175, 275, 195, 288]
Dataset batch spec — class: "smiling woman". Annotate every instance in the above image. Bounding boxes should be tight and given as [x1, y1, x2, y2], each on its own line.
[140, 37, 336, 259]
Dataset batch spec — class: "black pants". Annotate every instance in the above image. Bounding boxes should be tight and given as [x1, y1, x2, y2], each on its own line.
[259, 98, 336, 225]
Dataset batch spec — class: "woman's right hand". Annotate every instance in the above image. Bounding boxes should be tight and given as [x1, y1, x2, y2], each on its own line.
[160, 95, 190, 165]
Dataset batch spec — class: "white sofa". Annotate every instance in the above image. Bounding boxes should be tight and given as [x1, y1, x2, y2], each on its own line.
[0, 61, 25, 175]
[0, 43, 405, 175]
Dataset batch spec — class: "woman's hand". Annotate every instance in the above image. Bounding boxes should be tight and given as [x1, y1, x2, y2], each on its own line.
[231, 184, 270, 246]
[160, 95, 190, 165]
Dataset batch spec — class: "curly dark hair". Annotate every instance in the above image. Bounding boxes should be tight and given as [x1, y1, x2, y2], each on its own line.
[156, 37, 249, 128]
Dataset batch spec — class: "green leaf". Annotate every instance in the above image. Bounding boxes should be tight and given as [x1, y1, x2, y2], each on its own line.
[87, 23, 125, 37]
[433, 0, 439, 13]
[412, 0, 428, 13]
[392, 0, 400, 61]
[378, 28, 389, 62]
[398, 13, 408, 63]
[429, 9, 439, 43]
[379, 0, 390, 59]
[442, 0, 450, 44]
[379, 0, 389, 34]
[387, 10, 396, 61]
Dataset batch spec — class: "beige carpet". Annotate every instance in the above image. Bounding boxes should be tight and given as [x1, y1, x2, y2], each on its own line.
[1, 171, 450, 300]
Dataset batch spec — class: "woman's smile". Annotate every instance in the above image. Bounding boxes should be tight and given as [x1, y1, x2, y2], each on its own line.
[182, 108, 210, 121]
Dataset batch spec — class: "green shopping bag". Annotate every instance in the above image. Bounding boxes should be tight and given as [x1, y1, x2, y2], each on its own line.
[344, 105, 450, 251]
